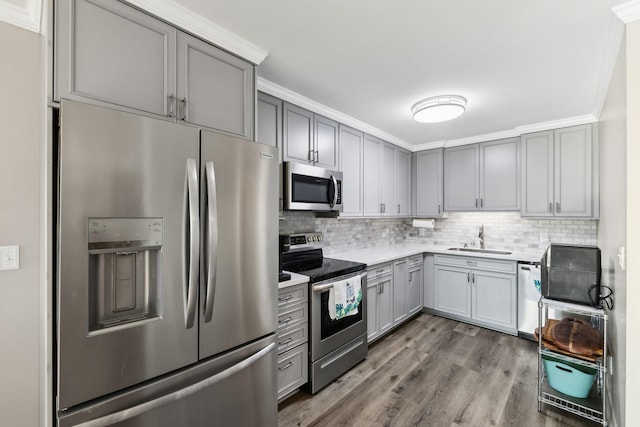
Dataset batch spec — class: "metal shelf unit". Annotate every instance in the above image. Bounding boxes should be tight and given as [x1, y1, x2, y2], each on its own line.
[537, 298, 608, 426]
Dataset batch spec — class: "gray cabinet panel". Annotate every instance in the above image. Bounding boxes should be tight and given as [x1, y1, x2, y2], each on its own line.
[393, 259, 407, 324]
[366, 281, 380, 342]
[314, 115, 339, 169]
[434, 265, 471, 318]
[555, 125, 592, 217]
[283, 103, 314, 163]
[339, 125, 364, 216]
[56, 0, 176, 117]
[472, 271, 516, 332]
[363, 135, 382, 216]
[480, 138, 520, 210]
[415, 149, 443, 217]
[397, 149, 411, 216]
[177, 33, 254, 138]
[407, 258, 423, 316]
[521, 131, 554, 216]
[381, 143, 397, 215]
[257, 92, 282, 148]
[378, 275, 393, 335]
[444, 144, 479, 210]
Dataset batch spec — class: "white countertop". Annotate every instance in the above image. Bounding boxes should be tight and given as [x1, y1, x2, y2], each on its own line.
[278, 271, 309, 289]
[324, 243, 541, 267]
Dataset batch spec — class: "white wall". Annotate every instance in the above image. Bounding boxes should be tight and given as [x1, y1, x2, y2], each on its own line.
[597, 34, 626, 426]
[625, 18, 640, 426]
[0, 19, 43, 427]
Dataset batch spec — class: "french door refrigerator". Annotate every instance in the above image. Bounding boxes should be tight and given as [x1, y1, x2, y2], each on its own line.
[56, 100, 279, 426]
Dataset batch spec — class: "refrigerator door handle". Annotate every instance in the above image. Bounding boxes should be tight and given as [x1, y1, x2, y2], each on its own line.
[204, 161, 218, 323]
[184, 158, 199, 329]
[74, 342, 276, 427]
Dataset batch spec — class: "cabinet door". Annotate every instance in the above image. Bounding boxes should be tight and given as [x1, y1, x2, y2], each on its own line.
[257, 92, 282, 148]
[397, 149, 412, 216]
[177, 32, 254, 139]
[480, 138, 520, 210]
[378, 276, 394, 335]
[366, 281, 380, 342]
[415, 149, 443, 217]
[521, 131, 554, 217]
[340, 125, 364, 217]
[381, 143, 397, 216]
[423, 254, 435, 309]
[434, 265, 471, 319]
[56, 0, 176, 117]
[393, 260, 408, 324]
[554, 125, 593, 217]
[444, 145, 479, 211]
[363, 135, 382, 216]
[472, 270, 516, 332]
[283, 103, 313, 164]
[314, 115, 339, 169]
[407, 266, 423, 316]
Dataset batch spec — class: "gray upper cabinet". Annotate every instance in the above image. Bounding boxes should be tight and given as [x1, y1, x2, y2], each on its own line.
[414, 149, 443, 217]
[56, 0, 176, 117]
[381, 143, 397, 216]
[521, 124, 597, 218]
[257, 92, 282, 148]
[177, 32, 254, 139]
[363, 134, 383, 216]
[396, 149, 412, 216]
[444, 139, 520, 211]
[444, 144, 479, 211]
[480, 138, 520, 210]
[339, 125, 364, 217]
[283, 103, 339, 170]
[56, 0, 255, 138]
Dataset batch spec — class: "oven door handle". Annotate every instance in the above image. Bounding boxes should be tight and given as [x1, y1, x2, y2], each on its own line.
[312, 273, 365, 292]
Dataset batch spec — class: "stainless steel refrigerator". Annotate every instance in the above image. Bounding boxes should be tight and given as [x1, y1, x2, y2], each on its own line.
[56, 100, 279, 426]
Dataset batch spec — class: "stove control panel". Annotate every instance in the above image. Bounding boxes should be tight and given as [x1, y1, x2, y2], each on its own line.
[280, 232, 323, 248]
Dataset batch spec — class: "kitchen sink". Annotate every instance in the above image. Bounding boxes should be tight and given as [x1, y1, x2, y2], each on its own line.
[447, 247, 512, 255]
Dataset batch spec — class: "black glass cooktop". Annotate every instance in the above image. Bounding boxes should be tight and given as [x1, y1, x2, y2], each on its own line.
[282, 248, 366, 283]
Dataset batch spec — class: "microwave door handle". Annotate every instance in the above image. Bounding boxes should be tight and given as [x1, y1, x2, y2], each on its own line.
[184, 158, 199, 329]
[329, 175, 338, 208]
[204, 161, 218, 323]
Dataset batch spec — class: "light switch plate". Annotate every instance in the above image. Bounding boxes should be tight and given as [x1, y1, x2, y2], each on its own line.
[0, 245, 19, 271]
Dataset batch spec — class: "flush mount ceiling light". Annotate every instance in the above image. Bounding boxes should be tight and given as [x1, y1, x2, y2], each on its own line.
[411, 95, 467, 123]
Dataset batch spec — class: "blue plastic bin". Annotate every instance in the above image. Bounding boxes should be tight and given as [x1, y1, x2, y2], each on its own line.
[543, 355, 597, 398]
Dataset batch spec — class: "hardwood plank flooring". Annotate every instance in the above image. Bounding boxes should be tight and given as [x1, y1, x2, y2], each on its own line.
[278, 313, 600, 427]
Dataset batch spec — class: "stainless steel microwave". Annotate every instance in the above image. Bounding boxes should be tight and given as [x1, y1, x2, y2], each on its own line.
[283, 162, 342, 212]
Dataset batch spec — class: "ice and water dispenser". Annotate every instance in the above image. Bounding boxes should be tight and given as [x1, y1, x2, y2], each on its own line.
[88, 218, 163, 331]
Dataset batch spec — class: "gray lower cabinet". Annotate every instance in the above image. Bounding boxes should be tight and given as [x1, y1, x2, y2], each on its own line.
[366, 264, 393, 343]
[521, 124, 598, 218]
[277, 283, 309, 401]
[407, 256, 424, 316]
[392, 259, 408, 324]
[444, 138, 520, 211]
[339, 125, 364, 217]
[283, 103, 339, 169]
[433, 254, 517, 335]
[413, 149, 444, 217]
[56, 0, 254, 139]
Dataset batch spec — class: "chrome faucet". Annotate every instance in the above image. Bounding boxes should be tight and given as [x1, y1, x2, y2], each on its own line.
[479, 225, 485, 249]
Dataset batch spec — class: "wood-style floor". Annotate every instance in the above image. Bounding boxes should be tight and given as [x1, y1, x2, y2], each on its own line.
[278, 313, 598, 427]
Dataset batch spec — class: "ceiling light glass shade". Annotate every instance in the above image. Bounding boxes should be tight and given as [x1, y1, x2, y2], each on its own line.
[411, 95, 467, 123]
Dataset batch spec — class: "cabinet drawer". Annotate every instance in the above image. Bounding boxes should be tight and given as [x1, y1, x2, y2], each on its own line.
[277, 322, 308, 355]
[434, 254, 516, 274]
[277, 303, 308, 330]
[367, 263, 393, 280]
[278, 283, 308, 309]
[277, 344, 308, 400]
[408, 255, 423, 269]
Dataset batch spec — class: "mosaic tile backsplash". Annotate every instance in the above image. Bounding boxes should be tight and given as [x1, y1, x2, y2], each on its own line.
[279, 211, 597, 258]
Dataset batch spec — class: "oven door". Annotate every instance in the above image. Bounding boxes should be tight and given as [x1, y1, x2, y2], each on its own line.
[310, 272, 367, 362]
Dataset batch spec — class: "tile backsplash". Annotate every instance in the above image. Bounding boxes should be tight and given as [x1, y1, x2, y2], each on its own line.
[279, 211, 597, 258]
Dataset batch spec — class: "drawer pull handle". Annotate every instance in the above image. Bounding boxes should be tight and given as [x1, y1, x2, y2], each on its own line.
[278, 316, 293, 324]
[279, 362, 294, 371]
[278, 295, 293, 302]
[278, 337, 293, 346]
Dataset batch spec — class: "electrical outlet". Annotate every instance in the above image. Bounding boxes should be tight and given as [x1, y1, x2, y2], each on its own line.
[0, 245, 19, 271]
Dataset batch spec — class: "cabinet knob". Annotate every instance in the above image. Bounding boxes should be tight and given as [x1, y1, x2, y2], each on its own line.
[556, 202, 560, 213]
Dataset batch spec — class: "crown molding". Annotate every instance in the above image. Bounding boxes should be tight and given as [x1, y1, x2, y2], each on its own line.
[259, 77, 598, 152]
[0, 0, 42, 33]
[613, 0, 640, 23]
[124, 0, 268, 64]
[258, 77, 414, 151]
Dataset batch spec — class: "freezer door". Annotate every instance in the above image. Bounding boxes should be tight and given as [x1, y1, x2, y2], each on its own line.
[58, 335, 277, 427]
[199, 131, 279, 359]
[57, 100, 200, 409]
